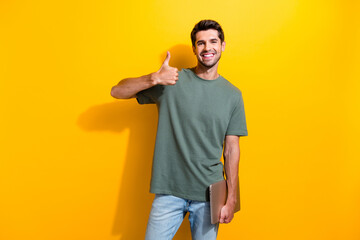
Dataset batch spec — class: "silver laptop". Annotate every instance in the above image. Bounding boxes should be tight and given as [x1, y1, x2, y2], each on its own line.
[209, 179, 240, 224]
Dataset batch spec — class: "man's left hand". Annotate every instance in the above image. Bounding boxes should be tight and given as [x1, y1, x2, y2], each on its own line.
[219, 204, 234, 224]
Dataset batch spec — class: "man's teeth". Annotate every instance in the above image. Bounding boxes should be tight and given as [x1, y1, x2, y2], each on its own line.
[204, 54, 213, 57]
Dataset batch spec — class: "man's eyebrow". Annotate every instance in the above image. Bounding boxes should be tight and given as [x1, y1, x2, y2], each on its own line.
[196, 38, 219, 43]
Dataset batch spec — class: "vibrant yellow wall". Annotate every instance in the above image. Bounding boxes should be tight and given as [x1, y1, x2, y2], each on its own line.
[1, 0, 359, 239]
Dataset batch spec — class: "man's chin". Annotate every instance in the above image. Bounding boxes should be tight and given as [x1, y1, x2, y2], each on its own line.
[197, 56, 221, 69]
[199, 61, 218, 69]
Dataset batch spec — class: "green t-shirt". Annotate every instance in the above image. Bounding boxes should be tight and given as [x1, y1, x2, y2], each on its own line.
[137, 68, 248, 201]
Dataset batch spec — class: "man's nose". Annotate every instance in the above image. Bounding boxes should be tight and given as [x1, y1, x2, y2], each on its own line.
[204, 42, 211, 51]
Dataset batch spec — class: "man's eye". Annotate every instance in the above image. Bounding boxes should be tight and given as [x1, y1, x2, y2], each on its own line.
[197, 42, 203, 45]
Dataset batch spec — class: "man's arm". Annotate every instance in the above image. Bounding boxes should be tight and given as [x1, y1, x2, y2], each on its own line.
[219, 135, 240, 224]
[110, 51, 179, 99]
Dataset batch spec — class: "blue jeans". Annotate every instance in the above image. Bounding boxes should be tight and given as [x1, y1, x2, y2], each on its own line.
[145, 194, 219, 240]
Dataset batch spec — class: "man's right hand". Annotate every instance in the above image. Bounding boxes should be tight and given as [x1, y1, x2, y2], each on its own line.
[151, 51, 179, 85]
[110, 51, 178, 99]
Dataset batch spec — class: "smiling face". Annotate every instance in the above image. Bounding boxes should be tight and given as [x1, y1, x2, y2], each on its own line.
[192, 29, 226, 69]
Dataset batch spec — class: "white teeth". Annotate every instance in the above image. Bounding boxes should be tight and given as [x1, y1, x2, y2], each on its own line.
[204, 54, 213, 57]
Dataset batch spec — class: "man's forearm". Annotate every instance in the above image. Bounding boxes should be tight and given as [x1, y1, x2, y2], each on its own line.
[110, 51, 179, 99]
[110, 73, 156, 99]
[223, 139, 240, 209]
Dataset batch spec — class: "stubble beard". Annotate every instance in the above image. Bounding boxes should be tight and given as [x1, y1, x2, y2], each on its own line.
[197, 53, 222, 69]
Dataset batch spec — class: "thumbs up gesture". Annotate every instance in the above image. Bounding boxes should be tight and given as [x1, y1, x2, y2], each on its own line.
[151, 51, 179, 85]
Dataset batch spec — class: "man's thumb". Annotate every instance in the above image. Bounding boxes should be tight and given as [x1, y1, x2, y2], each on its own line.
[162, 51, 171, 66]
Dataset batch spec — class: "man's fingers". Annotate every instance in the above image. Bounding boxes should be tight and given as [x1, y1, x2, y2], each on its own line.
[219, 206, 234, 224]
[219, 210, 226, 223]
[156, 52, 179, 85]
[162, 51, 171, 66]
[220, 217, 230, 224]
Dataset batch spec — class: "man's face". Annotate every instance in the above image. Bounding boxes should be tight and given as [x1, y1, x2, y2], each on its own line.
[192, 29, 225, 69]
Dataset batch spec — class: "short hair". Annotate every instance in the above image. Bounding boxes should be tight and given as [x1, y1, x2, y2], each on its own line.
[191, 20, 225, 47]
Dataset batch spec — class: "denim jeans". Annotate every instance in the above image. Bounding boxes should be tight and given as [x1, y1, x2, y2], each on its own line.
[145, 194, 219, 240]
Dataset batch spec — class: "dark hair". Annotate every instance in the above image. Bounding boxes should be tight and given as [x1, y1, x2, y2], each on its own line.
[191, 20, 225, 47]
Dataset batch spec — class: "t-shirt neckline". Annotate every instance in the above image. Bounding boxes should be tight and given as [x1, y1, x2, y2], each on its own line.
[188, 68, 224, 82]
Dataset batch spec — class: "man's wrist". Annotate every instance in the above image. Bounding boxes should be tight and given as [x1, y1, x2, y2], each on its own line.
[225, 198, 236, 210]
[149, 72, 159, 86]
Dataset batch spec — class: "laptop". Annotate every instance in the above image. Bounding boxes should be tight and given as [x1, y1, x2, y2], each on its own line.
[209, 179, 240, 224]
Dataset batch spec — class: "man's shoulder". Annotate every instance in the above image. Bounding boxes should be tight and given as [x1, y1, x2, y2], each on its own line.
[176, 68, 198, 83]
[179, 68, 193, 76]
[219, 76, 243, 96]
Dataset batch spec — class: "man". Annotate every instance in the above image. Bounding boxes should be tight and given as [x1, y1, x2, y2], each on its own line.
[111, 20, 247, 240]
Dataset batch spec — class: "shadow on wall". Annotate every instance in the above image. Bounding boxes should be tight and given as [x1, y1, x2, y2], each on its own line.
[160, 44, 197, 70]
[77, 44, 197, 240]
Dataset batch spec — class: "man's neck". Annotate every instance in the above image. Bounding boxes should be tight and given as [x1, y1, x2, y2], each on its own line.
[194, 64, 220, 80]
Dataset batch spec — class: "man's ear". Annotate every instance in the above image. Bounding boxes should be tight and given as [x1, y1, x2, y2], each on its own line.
[192, 45, 196, 54]
[222, 41, 226, 52]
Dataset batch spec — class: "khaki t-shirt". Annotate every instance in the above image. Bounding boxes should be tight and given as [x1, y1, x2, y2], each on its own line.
[137, 68, 247, 201]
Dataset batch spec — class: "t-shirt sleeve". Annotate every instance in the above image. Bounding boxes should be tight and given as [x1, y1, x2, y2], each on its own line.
[226, 93, 248, 136]
[136, 84, 164, 104]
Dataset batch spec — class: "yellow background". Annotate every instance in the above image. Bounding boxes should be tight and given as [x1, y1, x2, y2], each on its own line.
[1, 0, 359, 239]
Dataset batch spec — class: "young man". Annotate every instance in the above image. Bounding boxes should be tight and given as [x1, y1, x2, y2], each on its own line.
[111, 20, 248, 240]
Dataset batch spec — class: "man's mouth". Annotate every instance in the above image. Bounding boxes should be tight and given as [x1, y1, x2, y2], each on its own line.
[201, 52, 215, 60]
